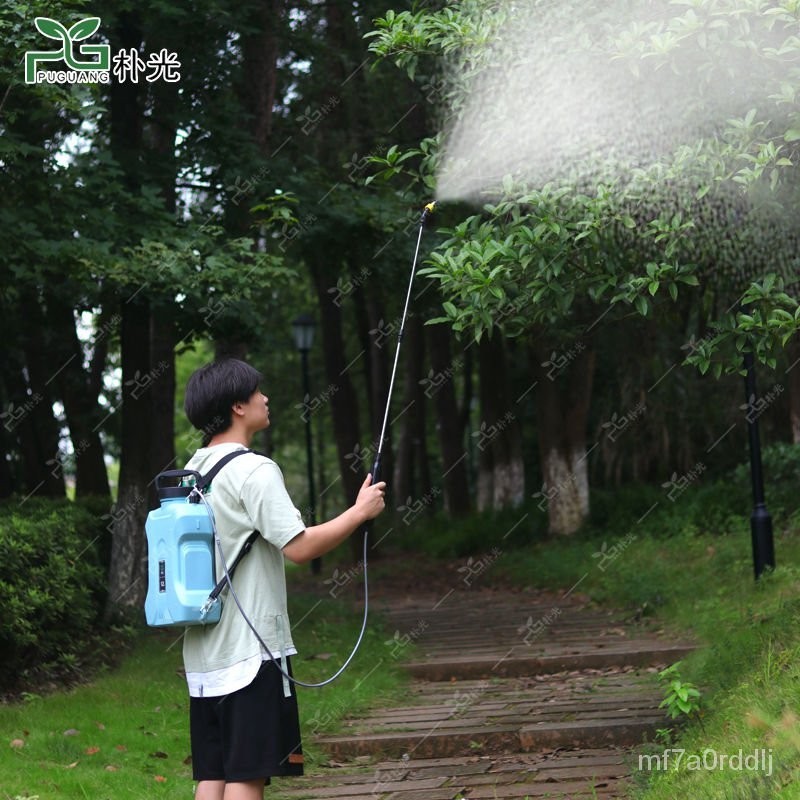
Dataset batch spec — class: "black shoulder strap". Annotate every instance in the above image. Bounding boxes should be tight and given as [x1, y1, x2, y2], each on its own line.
[196, 449, 252, 492]
[195, 448, 261, 604]
[208, 530, 261, 602]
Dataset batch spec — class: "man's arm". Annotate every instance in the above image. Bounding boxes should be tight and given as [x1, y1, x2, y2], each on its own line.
[282, 473, 386, 564]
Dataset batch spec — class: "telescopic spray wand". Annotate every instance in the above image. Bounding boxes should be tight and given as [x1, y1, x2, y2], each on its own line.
[369, 200, 436, 485]
[208, 201, 437, 688]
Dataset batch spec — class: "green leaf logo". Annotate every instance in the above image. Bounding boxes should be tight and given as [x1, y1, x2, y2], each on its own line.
[34, 17, 69, 41]
[68, 18, 101, 41]
[26, 14, 110, 83]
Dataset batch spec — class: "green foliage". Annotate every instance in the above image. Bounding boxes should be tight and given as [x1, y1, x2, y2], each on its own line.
[586, 483, 688, 535]
[0, 0, 92, 116]
[729, 442, 800, 523]
[416, 187, 700, 344]
[658, 661, 702, 721]
[367, 0, 502, 103]
[111, 225, 298, 341]
[0, 499, 116, 691]
[732, 441, 800, 487]
[391, 500, 549, 559]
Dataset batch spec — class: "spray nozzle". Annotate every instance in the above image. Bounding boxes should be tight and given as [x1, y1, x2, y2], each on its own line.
[421, 201, 436, 223]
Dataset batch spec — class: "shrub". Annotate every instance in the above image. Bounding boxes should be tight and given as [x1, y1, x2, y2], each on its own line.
[0, 499, 114, 692]
[587, 483, 665, 533]
[393, 500, 549, 558]
[730, 442, 800, 524]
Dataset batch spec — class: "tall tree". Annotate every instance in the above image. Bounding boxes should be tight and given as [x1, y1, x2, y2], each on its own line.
[103, 8, 152, 613]
[475, 334, 525, 511]
[426, 323, 470, 515]
[530, 337, 595, 534]
[48, 290, 111, 498]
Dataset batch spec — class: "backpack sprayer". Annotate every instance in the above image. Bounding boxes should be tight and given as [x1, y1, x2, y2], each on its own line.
[145, 201, 437, 688]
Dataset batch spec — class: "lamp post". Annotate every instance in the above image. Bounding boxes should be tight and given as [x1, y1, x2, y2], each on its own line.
[292, 313, 320, 575]
[742, 349, 775, 579]
[740, 304, 775, 579]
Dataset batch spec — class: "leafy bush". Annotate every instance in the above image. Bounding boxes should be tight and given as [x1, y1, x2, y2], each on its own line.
[727, 442, 800, 523]
[587, 483, 665, 532]
[393, 500, 549, 558]
[733, 441, 800, 486]
[0, 499, 115, 692]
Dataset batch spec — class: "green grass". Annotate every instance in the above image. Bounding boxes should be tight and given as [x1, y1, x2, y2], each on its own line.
[0, 592, 407, 800]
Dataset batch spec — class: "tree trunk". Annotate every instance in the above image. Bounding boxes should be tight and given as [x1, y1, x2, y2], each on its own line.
[0, 354, 15, 496]
[787, 337, 800, 444]
[308, 257, 366, 559]
[149, 311, 176, 481]
[18, 291, 65, 498]
[0, 427, 13, 499]
[393, 314, 424, 504]
[352, 284, 375, 427]
[476, 334, 525, 510]
[413, 319, 433, 516]
[363, 285, 394, 495]
[106, 298, 153, 615]
[109, 13, 143, 194]
[0, 352, 60, 498]
[240, 0, 281, 154]
[145, 74, 179, 484]
[105, 11, 150, 616]
[460, 343, 475, 489]
[46, 291, 110, 498]
[216, 0, 282, 359]
[531, 340, 596, 536]
[427, 324, 470, 516]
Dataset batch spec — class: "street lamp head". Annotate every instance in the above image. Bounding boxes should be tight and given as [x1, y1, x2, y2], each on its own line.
[291, 313, 316, 353]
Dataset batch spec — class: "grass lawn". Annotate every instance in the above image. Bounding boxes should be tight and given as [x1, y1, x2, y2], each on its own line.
[0, 590, 407, 800]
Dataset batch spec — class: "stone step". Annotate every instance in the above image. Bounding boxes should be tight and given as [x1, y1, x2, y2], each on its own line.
[378, 592, 695, 684]
[317, 665, 669, 760]
[272, 750, 631, 800]
[317, 714, 665, 761]
[403, 643, 695, 680]
[291, 589, 695, 798]
[351, 704, 665, 731]
[345, 681, 663, 731]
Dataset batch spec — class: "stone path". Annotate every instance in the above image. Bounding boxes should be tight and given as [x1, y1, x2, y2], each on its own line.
[273, 586, 694, 800]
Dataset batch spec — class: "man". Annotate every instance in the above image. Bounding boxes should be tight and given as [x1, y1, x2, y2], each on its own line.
[182, 358, 386, 799]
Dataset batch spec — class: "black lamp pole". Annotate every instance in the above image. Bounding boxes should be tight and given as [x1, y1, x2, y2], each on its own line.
[292, 314, 321, 575]
[741, 307, 775, 579]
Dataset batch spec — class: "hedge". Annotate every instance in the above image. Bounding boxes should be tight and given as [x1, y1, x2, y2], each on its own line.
[0, 498, 112, 692]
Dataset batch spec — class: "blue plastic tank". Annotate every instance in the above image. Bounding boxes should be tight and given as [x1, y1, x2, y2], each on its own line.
[144, 470, 222, 627]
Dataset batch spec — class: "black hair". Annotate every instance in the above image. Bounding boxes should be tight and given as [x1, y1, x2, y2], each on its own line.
[184, 359, 263, 446]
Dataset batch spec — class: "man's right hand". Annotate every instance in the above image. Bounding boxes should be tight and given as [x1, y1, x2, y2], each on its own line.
[355, 473, 386, 521]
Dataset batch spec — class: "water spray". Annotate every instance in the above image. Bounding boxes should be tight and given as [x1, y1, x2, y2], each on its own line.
[210, 201, 437, 688]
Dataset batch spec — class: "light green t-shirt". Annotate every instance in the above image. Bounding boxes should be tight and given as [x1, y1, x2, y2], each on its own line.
[181, 443, 305, 676]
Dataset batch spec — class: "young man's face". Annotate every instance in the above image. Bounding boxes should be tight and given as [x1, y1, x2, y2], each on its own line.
[237, 389, 270, 433]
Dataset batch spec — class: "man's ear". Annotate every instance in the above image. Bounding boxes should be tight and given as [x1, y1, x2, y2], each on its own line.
[231, 401, 246, 418]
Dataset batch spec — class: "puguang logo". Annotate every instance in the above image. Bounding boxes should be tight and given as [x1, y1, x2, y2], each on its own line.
[25, 17, 110, 84]
[24, 17, 181, 85]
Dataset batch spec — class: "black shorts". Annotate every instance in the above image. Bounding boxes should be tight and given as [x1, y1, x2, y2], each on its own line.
[189, 658, 304, 784]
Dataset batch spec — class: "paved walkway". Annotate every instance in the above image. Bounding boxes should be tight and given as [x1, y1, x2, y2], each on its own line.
[274, 583, 694, 799]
